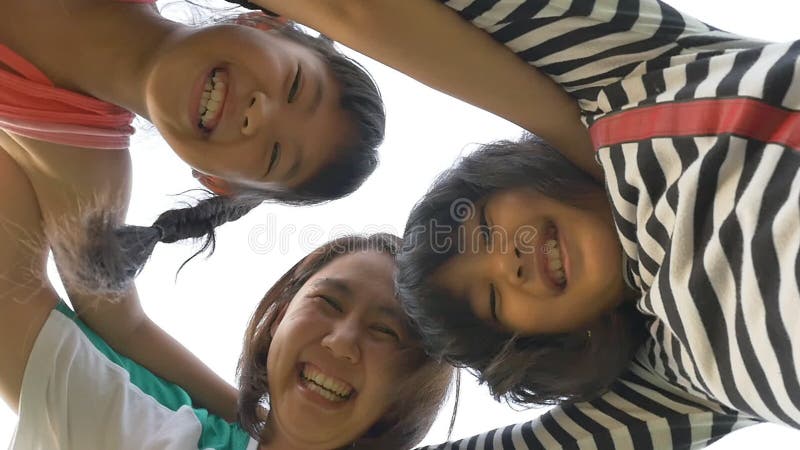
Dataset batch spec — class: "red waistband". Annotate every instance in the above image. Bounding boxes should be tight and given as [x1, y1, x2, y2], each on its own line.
[589, 98, 800, 151]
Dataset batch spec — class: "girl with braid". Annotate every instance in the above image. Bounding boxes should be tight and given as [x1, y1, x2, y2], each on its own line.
[0, 0, 386, 436]
[0, 0, 385, 293]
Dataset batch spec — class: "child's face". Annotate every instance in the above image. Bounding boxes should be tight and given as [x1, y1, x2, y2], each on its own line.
[265, 251, 410, 448]
[145, 24, 355, 191]
[433, 187, 627, 335]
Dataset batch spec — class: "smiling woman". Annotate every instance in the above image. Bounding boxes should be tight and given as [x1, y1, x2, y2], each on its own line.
[235, 235, 454, 449]
[0, 144, 453, 448]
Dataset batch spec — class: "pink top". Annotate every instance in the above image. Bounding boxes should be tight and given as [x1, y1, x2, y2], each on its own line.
[0, 0, 157, 150]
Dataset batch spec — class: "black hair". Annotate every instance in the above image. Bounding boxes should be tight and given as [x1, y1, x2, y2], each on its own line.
[64, 12, 384, 295]
[397, 134, 648, 406]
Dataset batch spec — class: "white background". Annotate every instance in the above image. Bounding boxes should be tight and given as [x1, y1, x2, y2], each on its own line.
[2, 0, 800, 447]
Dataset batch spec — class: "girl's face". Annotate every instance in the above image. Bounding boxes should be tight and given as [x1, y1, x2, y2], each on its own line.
[434, 187, 626, 334]
[266, 251, 411, 449]
[145, 24, 355, 191]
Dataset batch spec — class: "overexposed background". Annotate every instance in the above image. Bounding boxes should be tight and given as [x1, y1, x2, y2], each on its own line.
[2, 0, 800, 447]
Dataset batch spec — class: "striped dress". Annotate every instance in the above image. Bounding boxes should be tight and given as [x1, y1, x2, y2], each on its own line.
[418, 0, 800, 448]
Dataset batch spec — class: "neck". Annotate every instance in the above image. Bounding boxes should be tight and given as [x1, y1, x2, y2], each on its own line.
[8, 1, 186, 120]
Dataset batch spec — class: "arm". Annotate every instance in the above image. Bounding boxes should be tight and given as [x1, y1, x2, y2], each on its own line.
[416, 363, 756, 449]
[0, 138, 58, 411]
[255, 0, 602, 180]
[0, 132, 237, 421]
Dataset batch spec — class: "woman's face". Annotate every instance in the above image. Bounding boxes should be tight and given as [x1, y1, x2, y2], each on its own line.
[266, 251, 411, 449]
[145, 24, 355, 191]
[434, 187, 626, 334]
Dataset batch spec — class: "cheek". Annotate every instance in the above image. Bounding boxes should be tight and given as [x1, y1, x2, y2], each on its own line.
[363, 347, 406, 400]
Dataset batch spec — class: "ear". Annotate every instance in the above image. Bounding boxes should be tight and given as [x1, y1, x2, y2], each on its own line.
[192, 170, 234, 196]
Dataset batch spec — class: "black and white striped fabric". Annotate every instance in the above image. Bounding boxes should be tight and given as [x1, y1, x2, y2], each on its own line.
[417, 0, 800, 448]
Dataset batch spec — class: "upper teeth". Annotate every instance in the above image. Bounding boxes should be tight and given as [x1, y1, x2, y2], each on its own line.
[544, 234, 566, 286]
[302, 364, 353, 402]
[199, 70, 228, 129]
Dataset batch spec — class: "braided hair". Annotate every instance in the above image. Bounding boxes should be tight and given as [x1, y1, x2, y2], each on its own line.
[56, 11, 385, 296]
[56, 194, 262, 296]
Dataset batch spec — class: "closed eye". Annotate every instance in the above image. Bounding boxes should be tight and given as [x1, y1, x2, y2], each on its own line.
[265, 142, 280, 178]
[318, 295, 343, 312]
[288, 63, 302, 104]
[372, 325, 400, 341]
[489, 284, 498, 323]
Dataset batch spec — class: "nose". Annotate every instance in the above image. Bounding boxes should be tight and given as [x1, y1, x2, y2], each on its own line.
[489, 244, 528, 288]
[321, 319, 361, 364]
[241, 91, 273, 137]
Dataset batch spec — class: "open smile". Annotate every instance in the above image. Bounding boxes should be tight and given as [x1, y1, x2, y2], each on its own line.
[539, 222, 567, 290]
[197, 67, 229, 133]
[297, 362, 356, 407]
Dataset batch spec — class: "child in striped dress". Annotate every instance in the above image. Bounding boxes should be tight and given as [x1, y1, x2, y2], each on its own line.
[235, 0, 800, 447]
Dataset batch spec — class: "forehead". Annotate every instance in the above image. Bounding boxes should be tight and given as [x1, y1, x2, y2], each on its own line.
[432, 250, 473, 302]
[290, 77, 354, 189]
[301, 251, 398, 306]
[274, 34, 356, 189]
[429, 214, 491, 320]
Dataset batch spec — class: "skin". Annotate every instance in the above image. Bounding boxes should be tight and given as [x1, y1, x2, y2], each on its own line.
[434, 187, 628, 334]
[0, 128, 238, 421]
[247, 0, 603, 182]
[146, 25, 355, 191]
[264, 251, 411, 450]
[0, 0, 354, 192]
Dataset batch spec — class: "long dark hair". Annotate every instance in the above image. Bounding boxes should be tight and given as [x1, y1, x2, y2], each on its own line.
[397, 134, 647, 406]
[237, 234, 454, 449]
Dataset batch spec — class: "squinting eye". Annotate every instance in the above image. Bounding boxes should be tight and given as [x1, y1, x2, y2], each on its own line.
[318, 295, 343, 312]
[372, 325, 400, 341]
[265, 143, 280, 178]
[489, 284, 499, 323]
[287, 64, 302, 103]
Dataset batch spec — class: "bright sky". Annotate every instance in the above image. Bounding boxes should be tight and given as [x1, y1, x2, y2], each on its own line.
[2, 0, 800, 448]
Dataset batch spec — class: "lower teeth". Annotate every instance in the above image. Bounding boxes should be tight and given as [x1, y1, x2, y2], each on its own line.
[303, 375, 348, 401]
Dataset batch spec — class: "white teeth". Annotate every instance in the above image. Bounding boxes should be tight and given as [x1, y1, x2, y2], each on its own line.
[544, 236, 566, 286]
[211, 89, 225, 101]
[307, 381, 343, 402]
[301, 364, 353, 401]
[199, 69, 228, 129]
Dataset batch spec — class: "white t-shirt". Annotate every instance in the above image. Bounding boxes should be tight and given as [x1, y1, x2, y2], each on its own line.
[10, 303, 258, 450]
